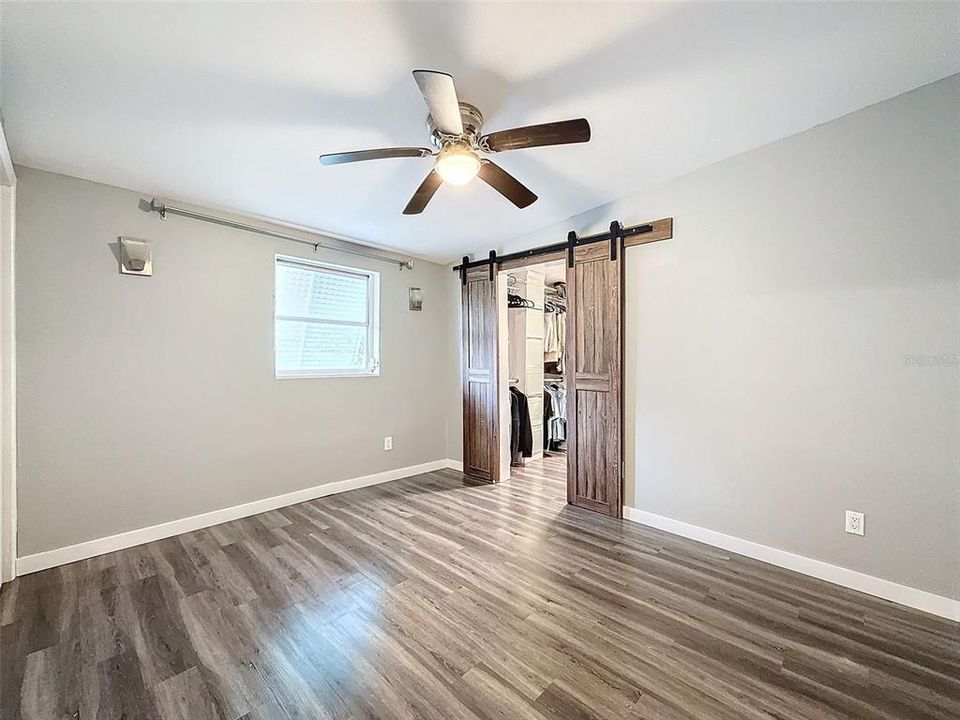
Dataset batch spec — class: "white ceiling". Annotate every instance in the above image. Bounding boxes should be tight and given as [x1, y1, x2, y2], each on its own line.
[3, 2, 959, 263]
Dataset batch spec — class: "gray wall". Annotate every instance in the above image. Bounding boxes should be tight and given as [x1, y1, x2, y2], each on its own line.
[462, 76, 959, 600]
[443, 268, 463, 461]
[16, 167, 453, 556]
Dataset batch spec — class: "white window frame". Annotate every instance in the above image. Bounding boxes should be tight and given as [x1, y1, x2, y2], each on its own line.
[274, 255, 381, 379]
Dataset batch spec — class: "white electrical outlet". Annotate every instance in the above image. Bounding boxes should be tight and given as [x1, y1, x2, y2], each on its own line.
[845, 510, 864, 536]
[384, 436, 393, 451]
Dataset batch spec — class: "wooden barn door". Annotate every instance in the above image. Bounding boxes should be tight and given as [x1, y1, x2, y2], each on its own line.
[461, 267, 500, 482]
[566, 242, 623, 516]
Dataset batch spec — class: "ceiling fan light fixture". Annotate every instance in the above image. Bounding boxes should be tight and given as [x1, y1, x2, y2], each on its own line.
[319, 70, 591, 213]
[435, 145, 480, 185]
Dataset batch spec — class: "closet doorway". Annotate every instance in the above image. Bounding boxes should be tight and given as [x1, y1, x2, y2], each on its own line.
[503, 262, 568, 485]
[459, 244, 624, 518]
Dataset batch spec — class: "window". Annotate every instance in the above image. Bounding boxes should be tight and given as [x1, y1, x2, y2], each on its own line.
[274, 256, 380, 378]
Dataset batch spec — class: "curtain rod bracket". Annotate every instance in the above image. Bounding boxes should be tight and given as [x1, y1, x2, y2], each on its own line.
[460, 256, 469, 286]
[150, 198, 167, 220]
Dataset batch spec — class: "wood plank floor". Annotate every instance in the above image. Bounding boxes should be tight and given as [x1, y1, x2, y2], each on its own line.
[1, 454, 958, 719]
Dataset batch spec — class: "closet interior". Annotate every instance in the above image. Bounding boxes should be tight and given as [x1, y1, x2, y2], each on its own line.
[505, 260, 567, 470]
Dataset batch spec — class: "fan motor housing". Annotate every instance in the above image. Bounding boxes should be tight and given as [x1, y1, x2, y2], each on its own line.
[429, 102, 484, 148]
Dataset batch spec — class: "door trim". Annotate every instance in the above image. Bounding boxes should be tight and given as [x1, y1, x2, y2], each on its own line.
[0, 122, 16, 585]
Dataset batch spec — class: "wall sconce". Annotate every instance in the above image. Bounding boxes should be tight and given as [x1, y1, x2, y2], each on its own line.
[118, 237, 152, 276]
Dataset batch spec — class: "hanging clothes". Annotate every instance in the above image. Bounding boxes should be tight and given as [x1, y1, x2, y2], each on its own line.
[557, 313, 565, 372]
[543, 383, 567, 450]
[544, 283, 567, 371]
[510, 390, 521, 463]
[509, 386, 534, 465]
[543, 309, 566, 372]
[544, 311, 557, 356]
[543, 387, 554, 449]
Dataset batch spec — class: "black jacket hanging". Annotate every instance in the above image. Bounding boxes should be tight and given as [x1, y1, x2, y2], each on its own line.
[510, 391, 520, 465]
[509, 386, 534, 461]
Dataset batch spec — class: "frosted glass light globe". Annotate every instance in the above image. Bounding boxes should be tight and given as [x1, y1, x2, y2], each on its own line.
[436, 147, 481, 185]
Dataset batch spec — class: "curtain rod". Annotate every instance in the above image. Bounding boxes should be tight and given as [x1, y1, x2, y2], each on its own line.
[144, 198, 415, 271]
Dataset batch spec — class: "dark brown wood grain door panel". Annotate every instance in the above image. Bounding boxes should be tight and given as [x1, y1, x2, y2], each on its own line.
[461, 269, 500, 481]
[565, 244, 623, 516]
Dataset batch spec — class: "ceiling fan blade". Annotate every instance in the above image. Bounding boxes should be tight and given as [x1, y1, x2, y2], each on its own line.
[320, 147, 433, 165]
[403, 170, 444, 215]
[412, 70, 463, 136]
[480, 118, 591, 153]
[478, 161, 538, 209]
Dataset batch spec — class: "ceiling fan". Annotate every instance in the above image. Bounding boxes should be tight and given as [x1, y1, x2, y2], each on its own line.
[319, 70, 591, 215]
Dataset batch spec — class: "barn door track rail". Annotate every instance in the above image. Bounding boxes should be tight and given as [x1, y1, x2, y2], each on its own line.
[453, 217, 673, 284]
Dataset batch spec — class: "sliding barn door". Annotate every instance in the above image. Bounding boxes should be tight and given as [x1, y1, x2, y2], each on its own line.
[461, 268, 500, 482]
[566, 244, 623, 516]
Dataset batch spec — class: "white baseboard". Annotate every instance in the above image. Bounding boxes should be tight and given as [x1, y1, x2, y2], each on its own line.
[622, 507, 959, 622]
[445, 458, 463, 471]
[17, 459, 453, 576]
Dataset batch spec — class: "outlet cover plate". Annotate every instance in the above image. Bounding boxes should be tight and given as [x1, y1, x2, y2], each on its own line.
[384, 436, 393, 451]
[845, 510, 864, 536]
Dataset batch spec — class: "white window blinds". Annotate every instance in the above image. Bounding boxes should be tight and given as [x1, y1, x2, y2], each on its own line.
[274, 256, 380, 377]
